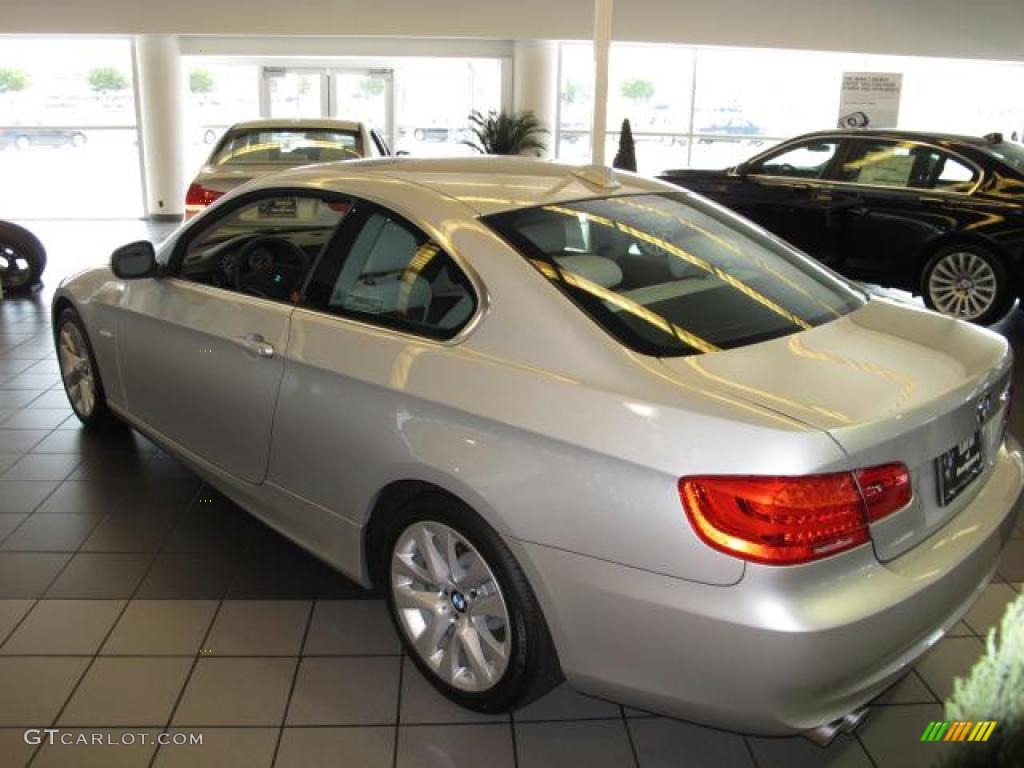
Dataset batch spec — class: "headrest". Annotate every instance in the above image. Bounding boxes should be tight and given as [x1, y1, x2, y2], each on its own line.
[554, 254, 623, 289]
[362, 219, 418, 274]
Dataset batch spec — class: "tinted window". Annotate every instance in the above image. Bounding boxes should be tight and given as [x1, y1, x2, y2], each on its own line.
[751, 141, 839, 178]
[210, 128, 363, 166]
[837, 140, 979, 191]
[305, 209, 477, 340]
[985, 142, 1024, 173]
[486, 193, 863, 357]
[178, 195, 350, 302]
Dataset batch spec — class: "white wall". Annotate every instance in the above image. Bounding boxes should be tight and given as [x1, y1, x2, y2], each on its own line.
[1, 0, 1023, 62]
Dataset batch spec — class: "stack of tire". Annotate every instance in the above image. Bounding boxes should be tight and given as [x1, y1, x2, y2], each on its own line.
[0, 221, 46, 296]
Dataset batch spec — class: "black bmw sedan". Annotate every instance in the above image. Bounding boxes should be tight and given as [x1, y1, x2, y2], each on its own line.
[660, 130, 1024, 324]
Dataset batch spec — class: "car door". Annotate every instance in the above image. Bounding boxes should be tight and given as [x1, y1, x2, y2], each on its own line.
[266, 199, 479, 517]
[728, 138, 843, 262]
[117, 190, 351, 483]
[828, 138, 982, 287]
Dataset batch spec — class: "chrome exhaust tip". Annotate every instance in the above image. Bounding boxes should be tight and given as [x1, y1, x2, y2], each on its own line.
[804, 721, 840, 747]
[803, 707, 869, 747]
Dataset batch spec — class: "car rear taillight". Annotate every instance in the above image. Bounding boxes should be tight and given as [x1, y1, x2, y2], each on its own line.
[679, 464, 910, 565]
[185, 183, 223, 215]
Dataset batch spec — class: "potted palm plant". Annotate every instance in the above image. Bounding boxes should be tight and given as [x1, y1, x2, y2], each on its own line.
[463, 110, 548, 156]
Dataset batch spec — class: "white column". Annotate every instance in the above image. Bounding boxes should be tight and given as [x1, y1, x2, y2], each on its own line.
[512, 40, 558, 159]
[134, 35, 186, 220]
[592, 0, 613, 165]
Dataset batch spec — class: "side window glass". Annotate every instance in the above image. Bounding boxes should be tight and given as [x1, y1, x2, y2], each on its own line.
[309, 210, 477, 339]
[837, 141, 916, 188]
[178, 195, 351, 303]
[837, 142, 979, 191]
[752, 141, 839, 179]
[928, 153, 979, 192]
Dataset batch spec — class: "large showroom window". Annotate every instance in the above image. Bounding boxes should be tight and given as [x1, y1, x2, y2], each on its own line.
[558, 43, 694, 171]
[392, 58, 503, 157]
[0, 37, 142, 218]
[558, 42, 1024, 175]
[182, 57, 503, 173]
[183, 63, 260, 173]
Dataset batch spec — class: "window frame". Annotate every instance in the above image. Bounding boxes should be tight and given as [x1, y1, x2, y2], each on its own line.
[828, 137, 984, 194]
[166, 186, 359, 305]
[739, 134, 986, 197]
[369, 129, 391, 157]
[745, 138, 845, 181]
[300, 199, 482, 343]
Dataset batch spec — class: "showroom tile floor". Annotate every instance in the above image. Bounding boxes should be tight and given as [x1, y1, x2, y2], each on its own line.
[0, 219, 1023, 767]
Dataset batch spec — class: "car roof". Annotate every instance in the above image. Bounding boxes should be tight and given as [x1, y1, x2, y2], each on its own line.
[796, 128, 998, 147]
[226, 118, 365, 133]
[265, 156, 669, 215]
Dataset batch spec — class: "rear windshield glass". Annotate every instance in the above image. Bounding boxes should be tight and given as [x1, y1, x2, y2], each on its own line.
[984, 141, 1024, 174]
[485, 192, 864, 356]
[210, 129, 363, 166]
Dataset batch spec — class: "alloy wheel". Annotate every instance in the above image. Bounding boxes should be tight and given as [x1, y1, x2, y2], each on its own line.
[391, 521, 511, 692]
[58, 322, 97, 417]
[927, 250, 998, 321]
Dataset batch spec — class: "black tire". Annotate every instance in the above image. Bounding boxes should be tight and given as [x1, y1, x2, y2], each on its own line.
[0, 220, 46, 294]
[380, 492, 562, 712]
[54, 307, 118, 430]
[921, 243, 1013, 325]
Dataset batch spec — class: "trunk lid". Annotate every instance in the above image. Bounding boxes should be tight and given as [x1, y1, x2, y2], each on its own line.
[193, 164, 287, 195]
[659, 299, 1011, 561]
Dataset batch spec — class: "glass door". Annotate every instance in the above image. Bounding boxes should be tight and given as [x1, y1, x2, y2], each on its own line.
[261, 67, 328, 118]
[330, 69, 395, 151]
[260, 66, 394, 151]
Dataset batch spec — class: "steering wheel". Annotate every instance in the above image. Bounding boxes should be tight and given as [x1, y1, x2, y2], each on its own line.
[231, 236, 311, 300]
[777, 163, 797, 175]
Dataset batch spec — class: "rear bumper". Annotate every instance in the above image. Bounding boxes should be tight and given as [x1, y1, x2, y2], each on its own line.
[510, 436, 1023, 735]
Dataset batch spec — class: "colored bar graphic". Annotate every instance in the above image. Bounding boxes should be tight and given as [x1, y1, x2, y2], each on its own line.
[921, 721, 997, 742]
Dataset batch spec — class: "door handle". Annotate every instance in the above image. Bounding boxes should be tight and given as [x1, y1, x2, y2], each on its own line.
[917, 196, 945, 205]
[235, 333, 275, 359]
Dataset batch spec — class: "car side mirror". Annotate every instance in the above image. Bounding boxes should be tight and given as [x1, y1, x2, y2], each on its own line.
[111, 240, 157, 279]
[733, 162, 750, 177]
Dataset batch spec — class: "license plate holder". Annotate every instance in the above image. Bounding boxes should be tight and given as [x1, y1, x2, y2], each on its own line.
[936, 431, 984, 506]
[257, 197, 298, 218]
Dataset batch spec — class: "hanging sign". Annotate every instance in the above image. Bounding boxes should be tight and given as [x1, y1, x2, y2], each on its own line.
[838, 72, 902, 129]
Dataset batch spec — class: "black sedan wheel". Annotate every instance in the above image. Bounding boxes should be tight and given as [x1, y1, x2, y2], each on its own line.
[0, 221, 46, 294]
[922, 244, 1011, 325]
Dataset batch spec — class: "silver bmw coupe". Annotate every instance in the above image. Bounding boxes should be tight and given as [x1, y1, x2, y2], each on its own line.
[53, 157, 1022, 741]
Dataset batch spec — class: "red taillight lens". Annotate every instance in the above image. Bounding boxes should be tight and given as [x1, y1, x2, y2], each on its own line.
[185, 182, 223, 213]
[679, 464, 910, 565]
[855, 463, 912, 522]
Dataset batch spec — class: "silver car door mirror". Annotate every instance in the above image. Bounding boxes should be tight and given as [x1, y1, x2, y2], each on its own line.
[111, 240, 157, 279]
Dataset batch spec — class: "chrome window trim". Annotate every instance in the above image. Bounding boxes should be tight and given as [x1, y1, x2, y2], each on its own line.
[743, 134, 985, 197]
